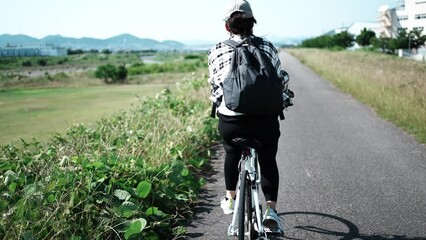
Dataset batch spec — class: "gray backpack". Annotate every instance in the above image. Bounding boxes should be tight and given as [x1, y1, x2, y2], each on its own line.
[222, 37, 284, 119]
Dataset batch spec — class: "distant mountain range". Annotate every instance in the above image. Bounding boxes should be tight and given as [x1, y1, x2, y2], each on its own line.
[0, 34, 186, 51]
[0, 33, 306, 51]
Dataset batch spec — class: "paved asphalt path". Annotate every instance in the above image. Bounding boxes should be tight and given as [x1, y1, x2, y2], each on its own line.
[184, 51, 426, 240]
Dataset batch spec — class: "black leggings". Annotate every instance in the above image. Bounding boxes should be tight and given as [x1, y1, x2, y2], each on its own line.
[218, 114, 280, 202]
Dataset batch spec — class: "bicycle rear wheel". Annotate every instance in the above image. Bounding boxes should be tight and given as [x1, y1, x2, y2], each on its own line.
[238, 170, 255, 239]
[238, 170, 247, 239]
[245, 175, 256, 239]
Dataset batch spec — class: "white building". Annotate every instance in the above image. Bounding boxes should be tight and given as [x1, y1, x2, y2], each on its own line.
[0, 43, 67, 57]
[379, 0, 426, 37]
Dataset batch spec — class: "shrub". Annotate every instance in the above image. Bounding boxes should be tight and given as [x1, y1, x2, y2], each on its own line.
[94, 64, 127, 84]
[67, 49, 84, 55]
[37, 59, 47, 66]
[102, 49, 112, 54]
[115, 64, 128, 83]
[184, 54, 202, 60]
[68, 49, 85, 55]
[21, 60, 32, 67]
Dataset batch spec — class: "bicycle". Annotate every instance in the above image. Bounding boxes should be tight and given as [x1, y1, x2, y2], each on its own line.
[227, 137, 284, 239]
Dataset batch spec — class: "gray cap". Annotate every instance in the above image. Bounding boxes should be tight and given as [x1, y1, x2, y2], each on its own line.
[224, 0, 254, 21]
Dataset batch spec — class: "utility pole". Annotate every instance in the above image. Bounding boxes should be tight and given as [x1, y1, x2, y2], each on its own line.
[408, 32, 414, 55]
[408, 33, 411, 55]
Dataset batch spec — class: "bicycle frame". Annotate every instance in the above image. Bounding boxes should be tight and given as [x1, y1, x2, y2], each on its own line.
[228, 147, 265, 238]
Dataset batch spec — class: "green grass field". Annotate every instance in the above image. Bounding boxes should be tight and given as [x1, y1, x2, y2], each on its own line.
[0, 51, 207, 145]
[0, 84, 173, 145]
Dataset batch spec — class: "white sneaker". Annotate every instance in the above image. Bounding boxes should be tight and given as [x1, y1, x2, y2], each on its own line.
[220, 196, 234, 214]
[262, 207, 284, 232]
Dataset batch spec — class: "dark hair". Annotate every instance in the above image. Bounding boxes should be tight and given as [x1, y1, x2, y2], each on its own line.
[226, 12, 257, 36]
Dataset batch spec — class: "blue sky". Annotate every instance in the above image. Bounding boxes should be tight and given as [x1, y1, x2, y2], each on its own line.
[1, 0, 399, 42]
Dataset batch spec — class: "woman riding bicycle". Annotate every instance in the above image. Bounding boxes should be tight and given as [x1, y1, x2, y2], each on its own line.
[207, 0, 289, 231]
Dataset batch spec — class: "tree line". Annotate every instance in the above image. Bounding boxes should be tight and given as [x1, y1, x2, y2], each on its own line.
[300, 27, 426, 54]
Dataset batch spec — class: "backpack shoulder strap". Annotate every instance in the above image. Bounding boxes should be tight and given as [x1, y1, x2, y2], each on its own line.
[210, 39, 240, 118]
[223, 36, 263, 47]
[249, 36, 263, 46]
[223, 39, 242, 49]
[248, 36, 287, 121]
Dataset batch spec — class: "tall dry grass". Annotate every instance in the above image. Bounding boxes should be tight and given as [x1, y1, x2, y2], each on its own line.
[288, 48, 426, 143]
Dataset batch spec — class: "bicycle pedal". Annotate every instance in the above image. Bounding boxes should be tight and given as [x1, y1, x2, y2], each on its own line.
[264, 227, 284, 236]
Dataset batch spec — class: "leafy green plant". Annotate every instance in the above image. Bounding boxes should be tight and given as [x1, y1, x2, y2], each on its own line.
[0, 76, 219, 239]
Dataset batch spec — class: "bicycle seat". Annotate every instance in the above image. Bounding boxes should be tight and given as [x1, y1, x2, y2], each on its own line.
[231, 138, 262, 150]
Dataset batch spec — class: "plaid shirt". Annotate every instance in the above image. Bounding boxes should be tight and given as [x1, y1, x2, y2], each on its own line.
[207, 35, 285, 116]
